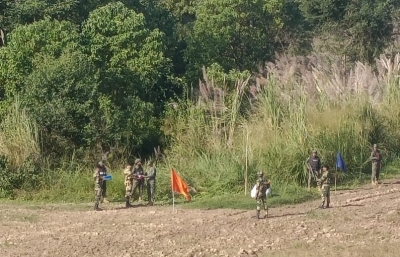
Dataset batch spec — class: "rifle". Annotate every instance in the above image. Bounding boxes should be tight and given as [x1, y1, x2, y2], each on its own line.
[307, 164, 319, 180]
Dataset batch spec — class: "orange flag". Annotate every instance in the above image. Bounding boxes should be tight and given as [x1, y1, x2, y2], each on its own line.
[171, 168, 191, 202]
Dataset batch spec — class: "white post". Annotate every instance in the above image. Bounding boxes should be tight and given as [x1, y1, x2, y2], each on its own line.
[172, 190, 175, 212]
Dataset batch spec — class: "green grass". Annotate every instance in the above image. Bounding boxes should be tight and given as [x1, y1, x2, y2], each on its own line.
[184, 185, 319, 210]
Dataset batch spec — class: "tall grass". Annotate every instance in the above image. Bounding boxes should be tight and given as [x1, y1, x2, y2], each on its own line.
[162, 53, 400, 196]
[2, 53, 400, 203]
[0, 97, 39, 169]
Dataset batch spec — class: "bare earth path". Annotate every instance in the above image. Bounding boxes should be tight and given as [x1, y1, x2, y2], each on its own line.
[1, 179, 400, 257]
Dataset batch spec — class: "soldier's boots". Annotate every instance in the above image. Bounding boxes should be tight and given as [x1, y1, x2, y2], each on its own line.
[147, 201, 154, 206]
[125, 198, 133, 208]
[94, 202, 99, 211]
[256, 210, 260, 219]
[326, 200, 330, 208]
[319, 202, 325, 209]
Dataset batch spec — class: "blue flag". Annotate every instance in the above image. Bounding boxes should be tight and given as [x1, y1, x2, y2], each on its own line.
[336, 152, 347, 172]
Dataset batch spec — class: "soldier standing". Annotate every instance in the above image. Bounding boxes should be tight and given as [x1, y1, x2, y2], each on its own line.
[255, 171, 271, 219]
[370, 144, 382, 185]
[306, 150, 322, 188]
[145, 160, 157, 206]
[317, 165, 331, 209]
[123, 164, 133, 208]
[131, 159, 145, 202]
[94, 162, 107, 210]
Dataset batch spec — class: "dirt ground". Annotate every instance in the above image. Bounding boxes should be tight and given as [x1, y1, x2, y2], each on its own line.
[1, 179, 400, 257]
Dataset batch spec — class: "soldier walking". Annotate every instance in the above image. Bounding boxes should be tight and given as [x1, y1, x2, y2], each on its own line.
[131, 159, 145, 202]
[255, 171, 271, 219]
[317, 165, 331, 209]
[370, 144, 382, 185]
[145, 160, 157, 206]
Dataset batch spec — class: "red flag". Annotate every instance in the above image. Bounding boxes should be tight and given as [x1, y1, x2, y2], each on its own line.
[171, 168, 191, 202]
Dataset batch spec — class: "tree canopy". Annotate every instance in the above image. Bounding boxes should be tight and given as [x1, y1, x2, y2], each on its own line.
[0, 0, 399, 159]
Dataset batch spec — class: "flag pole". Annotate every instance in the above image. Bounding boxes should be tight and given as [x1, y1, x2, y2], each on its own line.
[335, 166, 337, 193]
[172, 190, 175, 213]
[244, 126, 249, 195]
[172, 168, 175, 213]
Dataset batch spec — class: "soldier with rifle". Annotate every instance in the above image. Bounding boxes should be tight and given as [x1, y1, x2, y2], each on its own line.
[306, 150, 321, 188]
[131, 159, 145, 202]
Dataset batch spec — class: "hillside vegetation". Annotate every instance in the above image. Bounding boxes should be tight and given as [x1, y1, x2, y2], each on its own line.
[0, 1, 399, 201]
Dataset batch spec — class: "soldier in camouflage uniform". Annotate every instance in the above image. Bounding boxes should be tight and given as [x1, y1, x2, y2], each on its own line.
[306, 150, 322, 187]
[370, 144, 382, 185]
[145, 160, 157, 206]
[131, 159, 145, 202]
[93, 162, 107, 210]
[123, 164, 133, 208]
[317, 165, 331, 209]
[255, 171, 271, 219]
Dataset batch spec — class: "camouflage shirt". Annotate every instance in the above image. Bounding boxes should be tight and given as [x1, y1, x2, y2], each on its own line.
[318, 170, 331, 186]
[93, 167, 106, 184]
[307, 156, 321, 171]
[132, 166, 144, 180]
[256, 177, 271, 197]
[146, 166, 156, 180]
[124, 166, 133, 182]
[370, 150, 382, 163]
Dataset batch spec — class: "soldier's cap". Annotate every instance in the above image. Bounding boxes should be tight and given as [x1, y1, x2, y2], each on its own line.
[147, 160, 154, 166]
[322, 164, 329, 169]
[373, 144, 377, 147]
[135, 159, 142, 165]
[312, 150, 317, 153]
[98, 161, 104, 167]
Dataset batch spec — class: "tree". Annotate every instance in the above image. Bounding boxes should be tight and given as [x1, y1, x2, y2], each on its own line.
[299, 0, 398, 63]
[186, 0, 279, 81]
[81, 2, 181, 152]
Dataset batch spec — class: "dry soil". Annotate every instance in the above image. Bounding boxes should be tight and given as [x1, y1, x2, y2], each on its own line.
[1, 179, 400, 257]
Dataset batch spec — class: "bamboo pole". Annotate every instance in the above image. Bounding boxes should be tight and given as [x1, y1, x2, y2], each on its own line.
[244, 126, 249, 195]
[335, 167, 337, 193]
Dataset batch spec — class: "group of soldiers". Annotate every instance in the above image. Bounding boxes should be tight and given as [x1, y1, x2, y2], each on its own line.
[93, 158, 157, 211]
[93, 144, 382, 214]
[253, 143, 383, 218]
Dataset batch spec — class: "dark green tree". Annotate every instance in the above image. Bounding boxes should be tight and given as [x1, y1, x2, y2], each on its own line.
[299, 0, 398, 63]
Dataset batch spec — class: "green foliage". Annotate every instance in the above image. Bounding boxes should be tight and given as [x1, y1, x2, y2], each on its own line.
[1, 0, 400, 207]
[300, 0, 399, 62]
[0, 18, 80, 97]
[185, 185, 319, 210]
[186, 0, 275, 77]
[0, 99, 40, 197]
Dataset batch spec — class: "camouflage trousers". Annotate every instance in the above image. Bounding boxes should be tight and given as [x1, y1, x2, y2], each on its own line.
[372, 162, 381, 182]
[94, 183, 102, 205]
[256, 196, 268, 212]
[101, 181, 107, 198]
[147, 179, 156, 203]
[320, 184, 330, 205]
[125, 180, 133, 198]
[131, 179, 145, 200]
